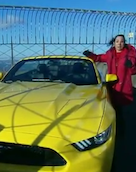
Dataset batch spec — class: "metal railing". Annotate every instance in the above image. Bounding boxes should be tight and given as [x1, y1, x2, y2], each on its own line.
[0, 6, 136, 71]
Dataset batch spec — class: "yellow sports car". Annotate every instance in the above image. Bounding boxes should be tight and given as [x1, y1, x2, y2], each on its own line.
[0, 56, 117, 172]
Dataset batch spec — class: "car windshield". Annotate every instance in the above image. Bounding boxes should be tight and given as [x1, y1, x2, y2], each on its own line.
[2, 58, 98, 85]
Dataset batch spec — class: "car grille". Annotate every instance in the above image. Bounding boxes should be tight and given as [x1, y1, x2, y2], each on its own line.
[0, 142, 66, 166]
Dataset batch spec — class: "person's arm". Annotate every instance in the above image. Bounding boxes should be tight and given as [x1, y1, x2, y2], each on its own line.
[83, 50, 107, 62]
[125, 45, 136, 75]
[125, 57, 136, 75]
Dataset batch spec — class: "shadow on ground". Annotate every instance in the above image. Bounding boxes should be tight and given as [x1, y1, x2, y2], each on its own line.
[111, 87, 136, 172]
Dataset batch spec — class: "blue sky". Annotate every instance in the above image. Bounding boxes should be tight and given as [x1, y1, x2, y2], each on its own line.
[0, 0, 135, 13]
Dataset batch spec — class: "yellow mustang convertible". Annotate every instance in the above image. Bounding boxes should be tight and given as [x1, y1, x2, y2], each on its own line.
[0, 56, 117, 172]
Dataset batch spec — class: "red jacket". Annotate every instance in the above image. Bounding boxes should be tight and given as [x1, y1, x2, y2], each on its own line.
[88, 44, 136, 105]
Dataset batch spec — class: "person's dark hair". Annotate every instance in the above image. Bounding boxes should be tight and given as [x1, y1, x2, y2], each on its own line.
[108, 34, 127, 48]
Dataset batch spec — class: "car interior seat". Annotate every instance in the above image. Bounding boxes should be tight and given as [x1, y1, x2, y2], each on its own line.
[37, 64, 50, 79]
[72, 62, 85, 75]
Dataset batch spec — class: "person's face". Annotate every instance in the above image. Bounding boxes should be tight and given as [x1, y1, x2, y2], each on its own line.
[114, 36, 125, 52]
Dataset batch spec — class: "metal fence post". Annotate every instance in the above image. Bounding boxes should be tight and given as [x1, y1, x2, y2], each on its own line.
[65, 43, 67, 55]
[11, 39, 14, 66]
[43, 39, 46, 56]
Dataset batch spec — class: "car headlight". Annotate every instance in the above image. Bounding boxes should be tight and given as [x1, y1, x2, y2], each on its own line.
[72, 125, 112, 151]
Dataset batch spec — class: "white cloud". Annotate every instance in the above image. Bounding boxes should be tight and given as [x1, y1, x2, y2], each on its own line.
[0, 15, 24, 29]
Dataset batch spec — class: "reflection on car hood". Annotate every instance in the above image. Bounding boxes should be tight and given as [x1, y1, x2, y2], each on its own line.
[0, 81, 106, 147]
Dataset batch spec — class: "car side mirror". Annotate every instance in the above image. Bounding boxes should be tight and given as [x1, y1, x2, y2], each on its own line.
[105, 74, 118, 83]
[102, 74, 118, 85]
[0, 72, 4, 80]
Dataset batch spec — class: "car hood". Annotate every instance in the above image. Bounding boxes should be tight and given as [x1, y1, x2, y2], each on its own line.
[0, 81, 106, 146]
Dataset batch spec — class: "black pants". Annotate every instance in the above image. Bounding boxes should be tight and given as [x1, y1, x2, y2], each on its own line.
[111, 105, 125, 172]
[115, 105, 125, 138]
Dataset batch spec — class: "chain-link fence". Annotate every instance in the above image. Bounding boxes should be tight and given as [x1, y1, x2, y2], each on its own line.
[0, 6, 136, 72]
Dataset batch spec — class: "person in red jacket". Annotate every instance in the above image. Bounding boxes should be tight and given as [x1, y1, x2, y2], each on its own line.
[83, 34, 136, 137]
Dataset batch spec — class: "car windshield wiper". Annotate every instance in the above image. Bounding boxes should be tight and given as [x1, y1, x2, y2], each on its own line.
[3, 80, 21, 83]
[32, 78, 65, 83]
[3, 80, 30, 83]
[51, 79, 66, 83]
